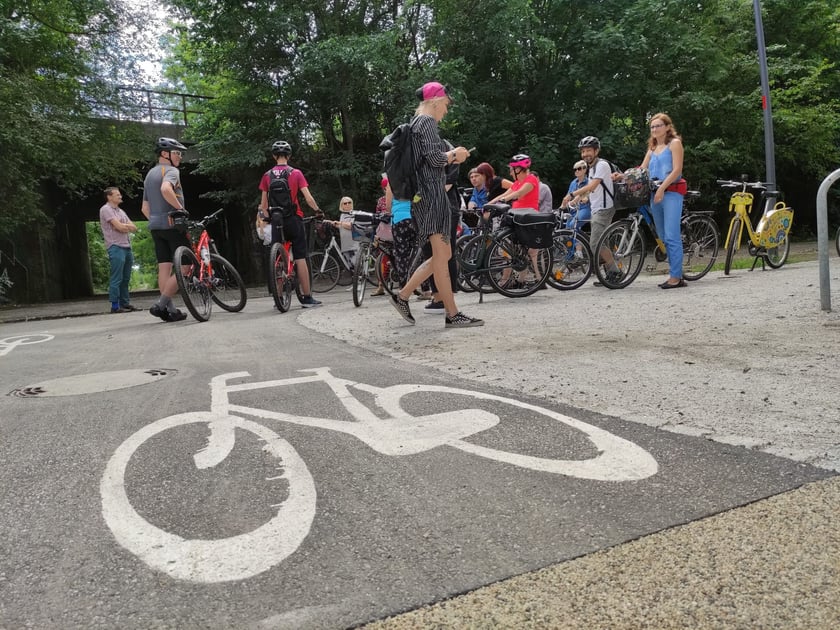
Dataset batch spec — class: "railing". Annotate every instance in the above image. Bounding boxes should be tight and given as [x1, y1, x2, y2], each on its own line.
[88, 87, 213, 126]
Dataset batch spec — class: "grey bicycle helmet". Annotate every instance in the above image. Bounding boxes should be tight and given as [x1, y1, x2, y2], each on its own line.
[271, 140, 292, 156]
[155, 137, 187, 155]
[577, 136, 600, 150]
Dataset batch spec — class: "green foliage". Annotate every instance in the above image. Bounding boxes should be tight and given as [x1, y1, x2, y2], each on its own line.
[85, 219, 158, 293]
[0, 0, 152, 239]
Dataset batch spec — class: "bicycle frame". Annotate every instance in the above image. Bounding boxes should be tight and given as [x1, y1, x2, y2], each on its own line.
[316, 235, 354, 274]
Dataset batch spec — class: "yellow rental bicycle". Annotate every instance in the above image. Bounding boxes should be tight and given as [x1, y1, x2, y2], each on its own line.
[716, 179, 793, 275]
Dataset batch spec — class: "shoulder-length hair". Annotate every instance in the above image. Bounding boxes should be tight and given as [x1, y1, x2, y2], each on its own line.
[648, 113, 681, 150]
[475, 162, 496, 183]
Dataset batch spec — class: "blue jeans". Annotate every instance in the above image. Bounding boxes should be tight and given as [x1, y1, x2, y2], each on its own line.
[108, 245, 134, 305]
[650, 192, 684, 278]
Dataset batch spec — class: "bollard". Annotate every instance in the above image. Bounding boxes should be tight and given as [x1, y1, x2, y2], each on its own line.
[816, 168, 840, 312]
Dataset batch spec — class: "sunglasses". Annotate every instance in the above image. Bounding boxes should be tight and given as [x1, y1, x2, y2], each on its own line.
[169, 150, 183, 157]
[575, 167, 586, 171]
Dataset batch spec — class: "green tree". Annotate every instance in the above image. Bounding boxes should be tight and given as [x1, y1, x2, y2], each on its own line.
[0, 0, 151, 240]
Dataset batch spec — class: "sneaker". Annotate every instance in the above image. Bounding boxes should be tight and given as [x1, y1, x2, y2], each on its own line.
[445, 312, 484, 328]
[110, 306, 129, 314]
[300, 295, 322, 308]
[390, 294, 415, 324]
[371, 287, 386, 297]
[166, 309, 187, 322]
[424, 300, 445, 314]
[149, 304, 169, 321]
[121, 304, 141, 312]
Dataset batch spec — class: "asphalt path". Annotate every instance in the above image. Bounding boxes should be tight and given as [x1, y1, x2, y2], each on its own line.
[0, 262, 836, 629]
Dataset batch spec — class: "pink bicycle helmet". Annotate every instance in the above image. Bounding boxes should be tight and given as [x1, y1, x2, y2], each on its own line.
[508, 154, 531, 169]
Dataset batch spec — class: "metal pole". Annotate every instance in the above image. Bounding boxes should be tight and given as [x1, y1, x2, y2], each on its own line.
[816, 170, 839, 312]
[753, 0, 776, 203]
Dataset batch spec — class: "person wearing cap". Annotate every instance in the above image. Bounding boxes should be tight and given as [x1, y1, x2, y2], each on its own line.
[560, 160, 592, 232]
[389, 81, 483, 328]
[141, 137, 190, 322]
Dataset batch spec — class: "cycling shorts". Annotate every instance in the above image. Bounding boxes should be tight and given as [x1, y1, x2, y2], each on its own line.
[151, 228, 191, 264]
[272, 214, 308, 260]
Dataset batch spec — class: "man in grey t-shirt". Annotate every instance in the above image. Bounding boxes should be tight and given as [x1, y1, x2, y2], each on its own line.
[141, 137, 190, 322]
[569, 135, 620, 285]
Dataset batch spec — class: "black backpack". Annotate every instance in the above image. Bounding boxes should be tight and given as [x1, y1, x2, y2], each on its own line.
[380, 119, 418, 201]
[268, 167, 296, 218]
[593, 158, 622, 207]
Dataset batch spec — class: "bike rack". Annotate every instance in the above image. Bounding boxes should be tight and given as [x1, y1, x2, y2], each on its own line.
[816, 168, 840, 312]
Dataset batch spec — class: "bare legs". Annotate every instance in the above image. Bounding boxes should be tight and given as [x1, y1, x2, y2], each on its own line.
[398, 234, 458, 317]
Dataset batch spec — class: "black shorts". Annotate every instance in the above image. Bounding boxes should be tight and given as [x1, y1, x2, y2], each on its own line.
[151, 229, 191, 264]
[271, 214, 308, 260]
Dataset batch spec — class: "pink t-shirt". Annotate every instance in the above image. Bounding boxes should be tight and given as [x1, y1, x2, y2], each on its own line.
[259, 165, 309, 218]
[511, 174, 540, 210]
[99, 204, 131, 248]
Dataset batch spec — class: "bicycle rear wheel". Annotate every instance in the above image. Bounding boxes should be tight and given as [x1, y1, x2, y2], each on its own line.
[594, 220, 645, 289]
[209, 253, 247, 311]
[547, 230, 592, 291]
[682, 215, 719, 281]
[724, 218, 740, 276]
[763, 236, 790, 269]
[309, 252, 339, 293]
[173, 245, 212, 322]
[458, 233, 495, 293]
[269, 242, 292, 312]
[376, 249, 397, 296]
[352, 243, 371, 307]
[487, 232, 552, 298]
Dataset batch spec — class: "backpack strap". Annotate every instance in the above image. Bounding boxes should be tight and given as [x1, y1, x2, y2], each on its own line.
[590, 158, 615, 204]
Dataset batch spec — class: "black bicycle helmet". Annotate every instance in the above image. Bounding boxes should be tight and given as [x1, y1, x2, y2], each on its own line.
[577, 136, 600, 150]
[271, 140, 292, 157]
[155, 137, 187, 155]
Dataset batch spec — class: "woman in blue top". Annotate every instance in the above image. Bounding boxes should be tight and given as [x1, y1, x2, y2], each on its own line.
[641, 112, 685, 289]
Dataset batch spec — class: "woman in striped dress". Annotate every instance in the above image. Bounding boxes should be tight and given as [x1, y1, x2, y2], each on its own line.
[389, 82, 484, 328]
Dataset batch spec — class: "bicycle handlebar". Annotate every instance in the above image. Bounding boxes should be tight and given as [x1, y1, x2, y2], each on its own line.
[184, 208, 225, 229]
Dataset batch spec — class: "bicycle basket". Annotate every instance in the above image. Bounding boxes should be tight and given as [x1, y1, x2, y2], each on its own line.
[351, 211, 375, 242]
[613, 167, 651, 210]
[755, 203, 793, 248]
[509, 209, 555, 248]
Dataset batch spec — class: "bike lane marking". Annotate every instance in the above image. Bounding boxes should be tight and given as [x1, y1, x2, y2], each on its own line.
[0, 333, 53, 357]
[99, 368, 659, 583]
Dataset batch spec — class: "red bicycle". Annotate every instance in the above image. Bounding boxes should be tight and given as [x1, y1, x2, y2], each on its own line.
[171, 209, 247, 322]
[266, 209, 315, 312]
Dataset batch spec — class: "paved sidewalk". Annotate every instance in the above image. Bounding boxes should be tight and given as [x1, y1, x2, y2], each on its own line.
[2, 248, 839, 628]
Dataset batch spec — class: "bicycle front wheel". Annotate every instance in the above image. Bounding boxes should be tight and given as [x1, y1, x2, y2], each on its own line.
[724, 218, 740, 276]
[546, 230, 592, 291]
[173, 246, 212, 322]
[682, 215, 719, 281]
[309, 252, 339, 293]
[269, 242, 292, 313]
[487, 232, 552, 298]
[352, 243, 371, 307]
[764, 236, 790, 269]
[594, 220, 645, 289]
[209, 254, 247, 312]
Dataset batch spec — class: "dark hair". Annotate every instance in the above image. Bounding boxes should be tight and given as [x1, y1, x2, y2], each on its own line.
[475, 162, 496, 182]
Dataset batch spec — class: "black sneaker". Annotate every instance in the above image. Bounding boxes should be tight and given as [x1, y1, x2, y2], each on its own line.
[110, 306, 129, 314]
[149, 304, 170, 321]
[300, 295, 322, 308]
[166, 309, 187, 322]
[121, 304, 141, 312]
[423, 300, 445, 314]
[390, 294, 415, 324]
[445, 312, 484, 328]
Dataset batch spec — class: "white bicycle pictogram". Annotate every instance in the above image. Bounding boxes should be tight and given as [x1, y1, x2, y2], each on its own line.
[100, 367, 658, 583]
[0, 333, 54, 357]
